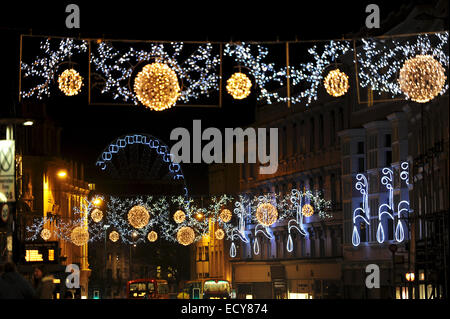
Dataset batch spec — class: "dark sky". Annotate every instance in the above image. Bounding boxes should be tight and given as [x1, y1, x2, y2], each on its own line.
[0, 0, 418, 194]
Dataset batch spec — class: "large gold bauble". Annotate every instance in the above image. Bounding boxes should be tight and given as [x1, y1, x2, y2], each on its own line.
[302, 204, 314, 217]
[226, 72, 252, 99]
[173, 210, 186, 224]
[398, 55, 446, 103]
[133, 62, 181, 111]
[58, 69, 83, 96]
[147, 231, 158, 242]
[177, 226, 195, 246]
[109, 231, 120, 242]
[91, 208, 103, 223]
[71, 226, 89, 246]
[127, 205, 150, 229]
[323, 69, 349, 97]
[255, 203, 278, 227]
[219, 209, 232, 223]
[40, 229, 51, 241]
[215, 228, 225, 240]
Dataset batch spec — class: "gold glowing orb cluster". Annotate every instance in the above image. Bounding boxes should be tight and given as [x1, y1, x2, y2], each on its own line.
[91, 208, 103, 223]
[226, 72, 252, 99]
[71, 226, 89, 246]
[219, 209, 232, 223]
[147, 231, 158, 242]
[173, 210, 186, 224]
[133, 62, 181, 111]
[302, 204, 314, 217]
[323, 69, 349, 97]
[58, 68, 83, 96]
[398, 55, 446, 103]
[109, 231, 120, 242]
[177, 226, 195, 246]
[40, 229, 51, 241]
[215, 228, 225, 240]
[255, 203, 278, 227]
[128, 205, 150, 229]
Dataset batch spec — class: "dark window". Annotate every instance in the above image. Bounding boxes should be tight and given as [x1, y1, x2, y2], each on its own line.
[310, 118, 315, 152]
[387, 219, 394, 241]
[310, 238, 315, 257]
[360, 222, 367, 243]
[385, 151, 392, 167]
[282, 126, 287, 159]
[330, 110, 336, 144]
[293, 123, 297, 154]
[357, 141, 365, 154]
[319, 115, 324, 147]
[319, 238, 325, 257]
[385, 134, 391, 147]
[358, 157, 365, 173]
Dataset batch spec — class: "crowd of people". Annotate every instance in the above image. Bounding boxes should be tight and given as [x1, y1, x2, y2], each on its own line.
[0, 262, 74, 299]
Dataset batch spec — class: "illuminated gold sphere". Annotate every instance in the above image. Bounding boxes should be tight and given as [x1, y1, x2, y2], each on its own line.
[255, 203, 278, 227]
[219, 209, 232, 223]
[127, 205, 150, 229]
[71, 226, 89, 246]
[177, 226, 195, 246]
[226, 72, 252, 99]
[323, 69, 349, 97]
[40, 229, 51, 241]
[133, 62, 181, 111]
[399, 55, 446, 103]
[91, 208, 103, 223]
[173, 210, 186, 224]
[58, 68, 83, 96]
[302, 204, 314, 217]
[215, 228, 225, 240]
[109, 231, 120, 242]
[147, 231, 158, 242]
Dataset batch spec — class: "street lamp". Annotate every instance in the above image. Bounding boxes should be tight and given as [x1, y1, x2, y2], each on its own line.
[92, 197, 103, 206]
[103, 224, 110, 299]
[57, 170, 68, 178]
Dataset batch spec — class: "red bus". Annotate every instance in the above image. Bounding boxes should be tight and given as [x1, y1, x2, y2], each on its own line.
[127, 279, 169, 299]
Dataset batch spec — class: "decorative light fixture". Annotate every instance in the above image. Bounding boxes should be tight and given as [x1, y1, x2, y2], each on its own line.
[219, 209, 232, 223]
[127, 205, 150, 229]
[405, 272, 415, 282]
[109, 231, 119, 242]
[255, 203, 278, 227]
[302, 204, 314, 217]
[173, 210, 186, 224]
[91, 208, 103, 223]
[399, 55, 446, 103]
[215, 228, 225, 240]
[57, 170, 68, 178]
[177, 226, 195, 246]
[323, 69, 349, 97]
[133, 62, 181, 111]
[226, 72, 252, 99]
[40, 229, 51, 241]
[71, 226, 89, 246]
[58, 68, 83, 96]
[147, 231, 158, 242]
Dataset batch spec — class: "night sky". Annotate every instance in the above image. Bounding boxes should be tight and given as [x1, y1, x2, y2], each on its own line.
[0, 0, 417, 194]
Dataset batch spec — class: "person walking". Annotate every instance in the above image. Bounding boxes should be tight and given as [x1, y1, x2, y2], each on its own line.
[0, 262, 35, 299]
[32, 265, 55, 299]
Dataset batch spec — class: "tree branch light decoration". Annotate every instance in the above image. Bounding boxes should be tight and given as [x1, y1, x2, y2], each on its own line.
[133, 63, 181, 111]
[255, 203, 278, 227]
[226, 72, 252, 99]
[323, 69, 349, 97]
[398, 55, 446, 103]
[173, 210, 186, 224]
[58, 68, 83, 96]
[127, 205, 150, 229]
[71, 226, 90, 246]
[177, 226, 195, 246]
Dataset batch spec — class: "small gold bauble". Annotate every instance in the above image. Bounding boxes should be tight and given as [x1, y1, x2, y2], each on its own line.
[215, 228, 225, 240]
[127, 205, 150, 229]
[147, 231, 158, 242]
[398, 55, 446, 103]
[219, 209, 232, 223]
[91, 208, 103, 223]
[71, 226, 89, 246]
[226, 72, 252, 99]
[323, 69, 349, 97]
[40, 229, 51, 241]
[302, 204, 314, 217]
[133, 62, 181, 111]
[58, 69, 83, 96]
[109, 231, 120, 242]
[177, 226, 195, 246]
[173, 210, 186, 224]
[255, 203, 278, 227]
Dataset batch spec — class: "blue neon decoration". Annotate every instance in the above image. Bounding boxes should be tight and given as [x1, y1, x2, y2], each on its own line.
[352, 174, 370, 247]
[286, 189, 308, 252]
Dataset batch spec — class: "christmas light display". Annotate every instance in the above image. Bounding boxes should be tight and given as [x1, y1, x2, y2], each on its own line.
[255, 203, 278, 227]
[173, 210, 186, 224]
[40, 229, 51, 241]
[226, 72, 252, 99]
[219, 209, 232, 223]
[71, 226, 89, 246]
[323, 68, 349, 97]
[352, 174, 370, 247]
[301, 204, 314, 217]
[109, 231, 120, 242]
[357, 32, 448, 99]
[58, 68, 83, 96]
[128, 205, 150, 229]
[147, 231, 158, 242]
[177, 226, 195, 246]
[91, 208, 103, 223]
[377, 168, 395, 243]
[286, 189, 307, 253]
[215, 228, 225, 240]
[133, 63, 181, 111]
[398, 55, 446, 103]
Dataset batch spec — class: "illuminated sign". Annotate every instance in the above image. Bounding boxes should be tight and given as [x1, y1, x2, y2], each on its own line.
[24, 242, 58, 264]
[25, 250, 43, 262]
[0, 140, 15, 202]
